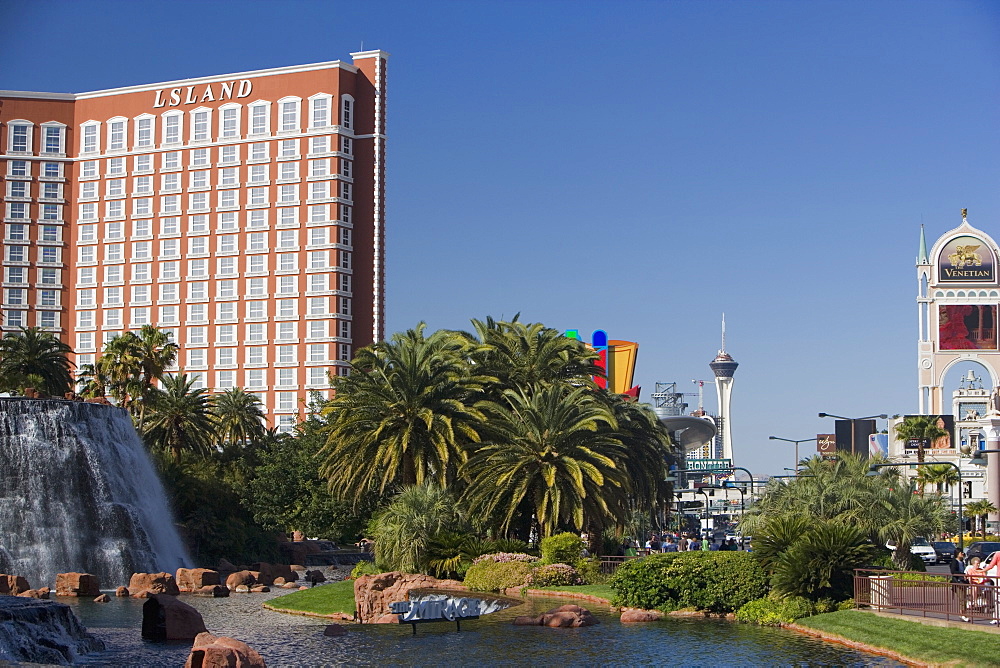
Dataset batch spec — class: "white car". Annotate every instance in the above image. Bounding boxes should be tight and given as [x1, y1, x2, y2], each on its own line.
[886, 537, 937, 565]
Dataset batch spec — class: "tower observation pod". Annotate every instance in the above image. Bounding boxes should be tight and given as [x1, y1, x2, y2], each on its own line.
[710, 315, 739, 463]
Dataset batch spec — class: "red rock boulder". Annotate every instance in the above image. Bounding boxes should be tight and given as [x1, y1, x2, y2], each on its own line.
[142, 594, 207, 641]
[176, 568, 220, 592]
[620, 609, 661, 623]
[184, 632, 266, 668]
[514, 604, 598, 628]
[94, 594, 110, 603]
[353, 571, 468, 624]
[226, 570, 257, 590]
[250, 563, 296, 586]
[0, 574, 31, 595]
[323, 624, 347, 637]
[129, 572, 180, 597]
[55, 573, 101, 597]
[195, 585, 230, 598]
[17, 587, 50, 599]
[115, 586, 130, 597]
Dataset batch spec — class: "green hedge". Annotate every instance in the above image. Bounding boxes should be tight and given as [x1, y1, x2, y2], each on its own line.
[463, 560, 534, 592]
[735, 596, 814, 626]
[610, 551, 768, 614]
[540, 532, 585, 565]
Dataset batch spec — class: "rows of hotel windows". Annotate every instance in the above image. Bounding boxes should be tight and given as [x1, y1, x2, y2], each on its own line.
[3, 123, 67, 156]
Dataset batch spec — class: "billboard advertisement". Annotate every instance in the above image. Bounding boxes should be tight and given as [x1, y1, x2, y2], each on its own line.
[901, 415, 955, 451]
[938, 305, 997, 350]
[938, 235, 996, 282]
[869, 433, 889, 457]
[817, 434, 836, 454]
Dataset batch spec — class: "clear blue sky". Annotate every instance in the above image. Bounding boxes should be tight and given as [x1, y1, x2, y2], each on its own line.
[3, 0, 998, 475]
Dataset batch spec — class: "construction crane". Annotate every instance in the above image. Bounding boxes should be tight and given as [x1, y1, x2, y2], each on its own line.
[691, 380, 712, 414]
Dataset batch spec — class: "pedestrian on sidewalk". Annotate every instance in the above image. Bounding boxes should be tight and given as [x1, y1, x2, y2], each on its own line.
[950, 550, 969, 621]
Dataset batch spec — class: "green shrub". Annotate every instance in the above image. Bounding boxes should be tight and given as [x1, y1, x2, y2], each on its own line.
[575, 557, 607, 585]
[769, 521, 875, 602]
[540, 532, 585, 565]
[463, 560, 533, 592]
[610, 551, 768, 614]
[350, 560, 379, 579]
[870, 548, 926, 572]
[735, 595, 814, 626]
[530, 563, 583, 587]
[837, 598, 855, 611]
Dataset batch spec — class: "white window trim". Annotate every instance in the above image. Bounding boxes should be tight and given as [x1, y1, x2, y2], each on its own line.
[218, 102, 242, 140]
[106, 116, 128, 153]
[6, 120, 34, 155]
[40, 121, 67, 157]
[308, 93, 333, 130]
[248, 100, 271, 137]
[277, 96, 302, 134]
[161, 110, 183, 147]
[340, 94, 355, 130]
[133, 113, 156, 150]
[188, 107, 213, 143]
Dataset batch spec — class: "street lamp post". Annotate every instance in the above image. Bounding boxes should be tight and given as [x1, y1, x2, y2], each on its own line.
[868, 461, 965, 550]
[769, 436, 819, 475]
[819, 413, 888, 457]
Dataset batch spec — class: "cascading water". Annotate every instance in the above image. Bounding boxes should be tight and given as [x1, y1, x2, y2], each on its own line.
[0, 398, 191, 588]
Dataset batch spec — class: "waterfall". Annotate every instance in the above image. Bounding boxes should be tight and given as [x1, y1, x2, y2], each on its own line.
[0, 398, 191, 588]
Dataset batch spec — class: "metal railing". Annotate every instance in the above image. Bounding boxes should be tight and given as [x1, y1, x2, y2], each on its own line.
[598, 555, 643, 574]
[854, 568, 999, 624]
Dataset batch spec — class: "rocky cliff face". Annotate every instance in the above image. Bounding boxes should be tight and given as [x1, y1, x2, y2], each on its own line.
[0, 597, 104, 665]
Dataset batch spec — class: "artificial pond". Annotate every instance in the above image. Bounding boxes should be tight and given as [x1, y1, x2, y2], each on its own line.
[66, 589, 904, 666]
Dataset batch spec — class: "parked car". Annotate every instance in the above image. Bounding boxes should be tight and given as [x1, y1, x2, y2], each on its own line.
[886, 537, 937, 565]
[931, 541, 957, 564]
[966, 541, 1000, 561]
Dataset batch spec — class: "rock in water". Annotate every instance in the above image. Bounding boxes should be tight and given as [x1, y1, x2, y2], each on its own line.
[0, 574, 30, 595]
[184, 632, 266, 668]
[142, 594, 207, 641]
[0, 597, 104, 665]
[0, 399, 191, 588]
[55, 573, 101, 597]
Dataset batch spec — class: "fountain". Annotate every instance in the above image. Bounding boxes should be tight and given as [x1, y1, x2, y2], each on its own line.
[0, 398, 191, 588]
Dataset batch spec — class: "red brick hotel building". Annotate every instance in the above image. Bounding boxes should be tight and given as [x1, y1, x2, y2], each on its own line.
[0, 51, 387, 428]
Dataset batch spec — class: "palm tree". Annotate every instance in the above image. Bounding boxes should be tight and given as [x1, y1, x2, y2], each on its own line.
[0, 326, 73, 396]
[143, 374, 216, 463]
[460, 383, 628, 539]
[893, 415, 948, 463]
[212, 387, 267, 453]
[965, 499, 998, 539]
[319, 324, 492, 499]
[369, 483, 466, 573]
[914, 463, 960, 496]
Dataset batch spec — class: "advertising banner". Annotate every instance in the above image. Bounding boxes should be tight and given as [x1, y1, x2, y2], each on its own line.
[938, 235, 996, 283]
[687, 458, 732, 472]
[939, 305, 997, 350]
[817, 434, 836, 454]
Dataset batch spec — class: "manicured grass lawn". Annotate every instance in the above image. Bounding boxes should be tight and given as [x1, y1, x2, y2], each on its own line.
[530, 584, 614, 602]
[265, 579, 356, 617]
[797, 610, 1000, 667]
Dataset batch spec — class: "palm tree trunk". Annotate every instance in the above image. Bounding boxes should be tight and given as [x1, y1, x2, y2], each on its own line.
[402, 452, 417, 486]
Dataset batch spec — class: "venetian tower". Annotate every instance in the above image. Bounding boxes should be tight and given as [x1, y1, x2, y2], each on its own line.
[710, 315, 739, 463]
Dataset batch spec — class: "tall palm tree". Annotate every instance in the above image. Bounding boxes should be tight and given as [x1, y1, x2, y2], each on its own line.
[212, 387, 267, 453]
[914, 463, 960, 496]
[0, 326, 73, 396]
[319, 324, 492, 499]
[143, 374, 216, 463]
[965, 499, 998, 539]
[893, 415, 948, 463]
[460, 383, 628, 539]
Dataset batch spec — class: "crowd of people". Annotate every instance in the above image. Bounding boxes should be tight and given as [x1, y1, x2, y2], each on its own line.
[621, 532, 744, 554]
[949, 549, 1000, 624]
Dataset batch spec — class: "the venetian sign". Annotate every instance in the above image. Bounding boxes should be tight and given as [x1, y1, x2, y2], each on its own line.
[938, 235, 996, 283]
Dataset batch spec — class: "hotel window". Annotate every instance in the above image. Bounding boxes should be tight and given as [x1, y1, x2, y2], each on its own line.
[310, 95, 331, 128]
[310, 181, 329, 200]
[77, 289, 95, 306]
[279, 139, 297, 158]
[340, 182, 352, 200]
[341, 159, 352, 178]
[159, 283, 177, 301]
[105, 243, 124, 261]
[43, 162, 60, 178]
[188, 303, 207, 322]
[339, 320, 351, 338]
[218, 235, 237, 253]
[309, 320, 327, 339]
[308, 297, 327, 315]
[246, 368, 264, 387]
[219, 168, 238, 187]
[104, 265, 122, 283]
[309, 227, 327, 246]
[279, 98, 300, 132]
[219, 144, 238, 165]
[309, 250, 328, 269]
[219, 190, 237, 209]
[42, 183, 60, 199]
[40, 247, 59, 264]
[38, 311, 57, 329]
[81, 161, 97, 178]
[108, 157, 125, 175]
[308, 368, 328, 387]
[248, 255, 266, 273]
[162, 113, 182, 145]
[218, 325, 236, 343]
[341, 95, 354, 130]
[161, 194, 180, 215]
[190, 215, 209, 234]
[278, 299, 295, 318]
[340, 204, 351, 224]
[247, 301, 266, 319]
[247, 277, 266, 296]
[339, 344, 352, 362]
[105, 286, 123, 304]
[78, 224, 96, 243]
[8, 160, 28, 176]
[106, 200, 124, 219]
[216, 370, 236, 389]
[189, 237, 207, 255]
[187, 349, 207, 368]
[5, 267, 25, 284]
[134, 154, 152, 173]
[160, 261, 178, 279]
[277, 254, 296, 273]
[131, 307, 150, 326]
[188, 259, 208, 277]
[189, 373, 206, 390]
[133, 241, 151, 260]
[217, 301, 236, 320]
[42, 126, 63, 154]
[135, 117, 153, 148]
[339, 297, 351, 315]
[78, 313, 95, 330]
[82, 123, 99, 153]
[277, 230, 297, 249]
[7, 203, 27, 220]
[106, 179, 125, 198]
[41, 225, 59, 242]
[309, 136, 330, 155]
[80, 182, 97, 200]
[133, 199, 152, 216]
[6, 224, 26, 241]
[249, 187, 268, 206]
[133, 219, 152, 238]
[309, 274, 327, 292]
[279, 184, 298, 203]
[162, 151, 180, 170]
[278, 207, 297, 226]
[219, 106, 240, 139]
[6, 246, 26, 262]
[188, 326, 206, 344]
[248, 164, 267, 184]
[278, 275, 296, 294]
[189, 192, 208, 211]
[308, 344, 327, 362]
[134, 176, 152, 194]
[8, 181, 27, 198]
[248, 210, 268, 229]
[339, 251, 352, 269]
[191, 109, 210, 142]
[131, 284, 150, 303]
[277, 392, 295, 411]
[190, 170, 209, 189]
[159, 305, 178, 323]
[250, 142, 268, 161]
[279, 162, 298, 180]
[191, 148, 209, 167]
[309, 205, 329, 222]
[79, 246, 96, 264]
[160, 217, 180, 235]
[218, 212, 237, 231]
[9, 123, 31, 153]
[189, 281, 207, 299]
[250, 103, 269, 135]
[133, 263, 151, 281]
[309, 159, 329, 177]
[217, 257, 236, 276]
[104, 309, 122, 326]
[5, 310, 27, 329]
[108, 119, 126, 151]
[7, 288, 25, 305]
[341, 136, 353, 155]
